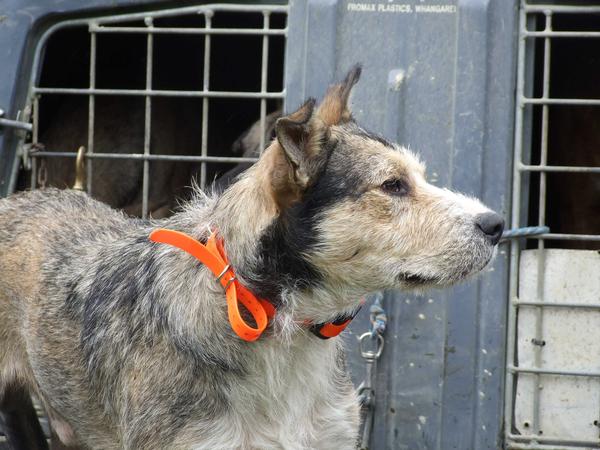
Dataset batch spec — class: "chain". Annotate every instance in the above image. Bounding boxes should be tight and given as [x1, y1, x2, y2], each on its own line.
[357, 291, 387, 450]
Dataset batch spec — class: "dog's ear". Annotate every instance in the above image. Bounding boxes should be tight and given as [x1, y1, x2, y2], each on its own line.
[268, 98, 328, 208]
[274, 98, 328, 187]
[266, 66, 361, 208]
[317, 64, 362, 126]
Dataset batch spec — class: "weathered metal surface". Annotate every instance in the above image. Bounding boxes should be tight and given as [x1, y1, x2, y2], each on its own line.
[515, 250, 600, 448]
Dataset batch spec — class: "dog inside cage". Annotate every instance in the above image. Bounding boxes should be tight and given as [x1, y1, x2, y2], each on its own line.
[525, 10, 600, 250]
[19, 7, 286, 218]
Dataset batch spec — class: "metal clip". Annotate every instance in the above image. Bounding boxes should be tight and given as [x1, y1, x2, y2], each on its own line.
[358, 331, 385, 360]
[72, 146, 87, 191]
[224, 276, 236, 291]
[216, 264, 231, 282]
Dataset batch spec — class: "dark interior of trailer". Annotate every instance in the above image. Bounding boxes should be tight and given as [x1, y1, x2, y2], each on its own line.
[527, 11, 600, 250]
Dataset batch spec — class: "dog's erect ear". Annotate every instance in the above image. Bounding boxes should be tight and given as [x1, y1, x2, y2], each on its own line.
[317, 64, 362, 126]
[266, 98, 329, 208]
[275, 98, 326, 188]
[266, 67, 361, 208]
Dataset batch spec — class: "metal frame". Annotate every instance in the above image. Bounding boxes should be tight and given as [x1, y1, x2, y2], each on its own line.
[14, 3, 288, 218]
[505, 2, 600, 448]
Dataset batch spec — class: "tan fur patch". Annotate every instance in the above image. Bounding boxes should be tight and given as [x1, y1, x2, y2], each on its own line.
[317, 84, 351, 125]
[316, 65, 361, 126]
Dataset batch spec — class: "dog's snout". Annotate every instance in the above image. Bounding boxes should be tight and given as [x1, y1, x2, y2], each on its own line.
[475, 212, 504, 245]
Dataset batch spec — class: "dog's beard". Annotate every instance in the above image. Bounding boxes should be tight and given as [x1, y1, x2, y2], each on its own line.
[395, 244, 497, 290]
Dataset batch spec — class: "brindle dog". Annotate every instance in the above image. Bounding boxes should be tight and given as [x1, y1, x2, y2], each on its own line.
[0, 66, 503, 449]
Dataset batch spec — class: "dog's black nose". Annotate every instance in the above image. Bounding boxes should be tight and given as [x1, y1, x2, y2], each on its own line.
[475, 212, 504, 245]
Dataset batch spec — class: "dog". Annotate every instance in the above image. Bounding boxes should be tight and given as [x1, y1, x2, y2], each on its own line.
[0, 66, 504, 449]
[38, 96, 201, 218]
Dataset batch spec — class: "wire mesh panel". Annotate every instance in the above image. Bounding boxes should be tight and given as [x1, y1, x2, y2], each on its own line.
[506, 2, 600, 449]
[17, 3, 287, 219]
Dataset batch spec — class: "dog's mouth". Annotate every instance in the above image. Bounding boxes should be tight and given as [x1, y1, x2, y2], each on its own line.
[396, 246, 497, 288]
[397, 272, 441, 286]
[397, 266, 478, 286]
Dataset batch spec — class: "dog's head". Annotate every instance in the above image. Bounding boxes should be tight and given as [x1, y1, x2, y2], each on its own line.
[225, 65, 503, 317]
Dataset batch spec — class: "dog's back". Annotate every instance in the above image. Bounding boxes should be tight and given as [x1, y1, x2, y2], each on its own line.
[0, 189, 102, 375]
[0, 189, 133, 448]
[0, 189, 130, 321]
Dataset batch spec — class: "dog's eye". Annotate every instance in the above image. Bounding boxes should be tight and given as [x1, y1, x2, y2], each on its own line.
[381, 179, 408, 196]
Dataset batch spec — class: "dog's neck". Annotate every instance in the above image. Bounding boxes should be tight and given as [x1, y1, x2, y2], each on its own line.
[204, 146, 364, 326]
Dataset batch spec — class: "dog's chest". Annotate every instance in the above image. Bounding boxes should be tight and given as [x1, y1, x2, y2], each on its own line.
[236, 340, 346, 445]
[178, 337, 359, 449]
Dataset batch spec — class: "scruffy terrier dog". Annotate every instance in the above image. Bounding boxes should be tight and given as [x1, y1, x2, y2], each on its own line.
[0, 66, 503, 449]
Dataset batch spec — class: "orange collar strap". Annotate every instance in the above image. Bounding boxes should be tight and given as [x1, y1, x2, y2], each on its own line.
[150, 229, 274, 341]
[149, 229, 358, 341]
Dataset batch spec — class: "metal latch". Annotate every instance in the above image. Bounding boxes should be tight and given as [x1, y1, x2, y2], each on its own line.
[500, 226, 550, 242]
[0, 108, 33, 132]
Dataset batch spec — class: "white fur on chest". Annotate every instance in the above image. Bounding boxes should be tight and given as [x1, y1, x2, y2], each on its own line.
[176, 335, 359, 449]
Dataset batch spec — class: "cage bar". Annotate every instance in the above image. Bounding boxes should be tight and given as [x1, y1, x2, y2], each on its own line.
[524, 4, 600, 14]
[30, 96, 40, 189]
[522, 98, 600, 105]
[509, 434, 600, 446]
[32, 87, 285, 99]
[259, 11, 270, 153]
[508, 434, 600, 449]
[530, 11, 552, 435]
[518, 164, 600, 173]
[87, 29, 97, 194]
[199, 11, 212, 188]
[524, 31, 600, 38]
[513, 300, 600, 309]
[509, 366, 600, 378]
[142, 18, 153, 219]
[505, 1, 528, 442]
[90, 26, 286, 36]
[28, 151, 258, 164]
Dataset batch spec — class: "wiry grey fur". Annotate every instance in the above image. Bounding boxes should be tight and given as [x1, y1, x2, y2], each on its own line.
[0, 66, 503, 449]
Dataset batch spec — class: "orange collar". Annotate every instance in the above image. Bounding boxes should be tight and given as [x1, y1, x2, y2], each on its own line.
[149, 229, 357, 342]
